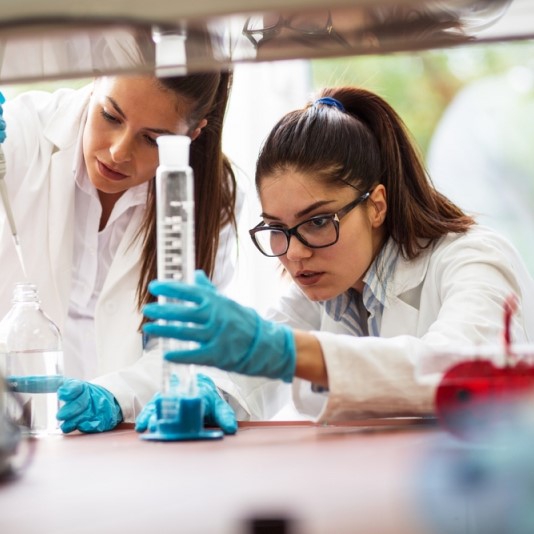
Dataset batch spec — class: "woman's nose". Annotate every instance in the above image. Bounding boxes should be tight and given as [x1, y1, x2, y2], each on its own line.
[110, 132, 133, 163]
[285, 235, 313, 261]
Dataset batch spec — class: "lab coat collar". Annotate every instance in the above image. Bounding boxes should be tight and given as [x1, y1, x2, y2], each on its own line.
[44, 84, 93, 149]
[321, 237, 433, 316]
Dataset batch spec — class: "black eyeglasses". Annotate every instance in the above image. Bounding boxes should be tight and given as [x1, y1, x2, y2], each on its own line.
[242, 11, 351, 50]
[249, 191, 371, 257]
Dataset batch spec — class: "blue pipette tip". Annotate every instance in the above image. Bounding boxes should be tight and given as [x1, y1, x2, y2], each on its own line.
[141, 395, 223, 442]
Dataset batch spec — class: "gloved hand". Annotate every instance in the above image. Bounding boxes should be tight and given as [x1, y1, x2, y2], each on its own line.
[0, 91, 6, 143]
[56, 379, 123, 433]
[135, 374, 237, 435]
[143, 270, 296, 383]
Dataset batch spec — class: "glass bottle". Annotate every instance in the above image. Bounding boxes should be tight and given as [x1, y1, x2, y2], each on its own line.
[0, 283, 64, 436]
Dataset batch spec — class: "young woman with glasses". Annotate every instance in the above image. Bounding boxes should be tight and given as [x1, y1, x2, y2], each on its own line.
[140, 86, 534, 423]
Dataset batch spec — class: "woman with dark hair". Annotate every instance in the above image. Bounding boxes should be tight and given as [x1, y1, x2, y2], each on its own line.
[141, 86, 534, 422]
[0, 70, 240, 433]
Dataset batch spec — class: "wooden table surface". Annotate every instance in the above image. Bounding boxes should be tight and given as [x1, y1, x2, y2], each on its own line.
[0, 419, 443, 534]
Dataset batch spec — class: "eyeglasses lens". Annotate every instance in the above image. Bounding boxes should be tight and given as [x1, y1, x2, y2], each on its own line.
[254, 229, 287, 257]
[255, 218, 338, 257]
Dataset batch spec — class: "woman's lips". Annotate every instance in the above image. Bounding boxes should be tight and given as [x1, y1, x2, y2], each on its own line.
[295, 270, 324, 286]
[97, 160, 128, 181]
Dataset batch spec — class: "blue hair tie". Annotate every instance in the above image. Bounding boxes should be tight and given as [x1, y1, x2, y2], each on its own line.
[314, 96, 346, 113]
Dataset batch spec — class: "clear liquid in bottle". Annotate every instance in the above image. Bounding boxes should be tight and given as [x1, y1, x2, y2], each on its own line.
[0, 283, 64, 436]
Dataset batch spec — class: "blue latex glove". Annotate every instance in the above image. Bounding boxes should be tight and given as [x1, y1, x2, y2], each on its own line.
[0, 91, 6, 143]
[56, 379, 123, 433]
[135, 374, 237, 435]
[143, 270, 296, 382]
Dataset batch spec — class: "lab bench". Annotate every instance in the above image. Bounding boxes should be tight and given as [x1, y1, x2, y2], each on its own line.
[0, 419, 441, 534]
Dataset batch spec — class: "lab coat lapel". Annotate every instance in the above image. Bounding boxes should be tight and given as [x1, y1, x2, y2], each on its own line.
[47, 150, 76, 314]
[44, 85, 92, 316]
[380, 248, 432, 337]
[49, 150, 75, 282]
[100, 205, 145, 298]
[381, 295, 421, 337]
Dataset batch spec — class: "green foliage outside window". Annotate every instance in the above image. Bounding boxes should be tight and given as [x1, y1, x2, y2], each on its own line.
[311, 41, 534, 155]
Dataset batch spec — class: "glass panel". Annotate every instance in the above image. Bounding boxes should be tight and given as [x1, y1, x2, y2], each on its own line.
[0, 0, 530, 83]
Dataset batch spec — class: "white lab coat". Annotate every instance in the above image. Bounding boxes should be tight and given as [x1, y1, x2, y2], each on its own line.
[259, 225, 534, 423]
[0, 84, 240, 422]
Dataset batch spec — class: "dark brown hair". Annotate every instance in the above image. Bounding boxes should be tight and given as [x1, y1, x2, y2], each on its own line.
[255, 85, 474, 260]
[136, 70, 236, 316]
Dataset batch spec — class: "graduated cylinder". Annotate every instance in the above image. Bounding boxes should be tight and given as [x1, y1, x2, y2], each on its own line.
[155, 135, 197, 399]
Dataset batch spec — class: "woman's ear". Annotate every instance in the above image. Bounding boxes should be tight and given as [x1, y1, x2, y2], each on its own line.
[190, 119, 208, 141]
[369, 185, 387, 227]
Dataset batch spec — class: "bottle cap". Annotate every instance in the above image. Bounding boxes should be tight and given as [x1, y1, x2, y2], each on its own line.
[156, 135, 191, 168]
